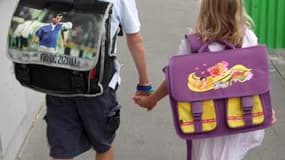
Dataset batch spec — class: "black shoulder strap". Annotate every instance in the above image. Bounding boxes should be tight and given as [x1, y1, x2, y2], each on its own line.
[118, 24, 124, 36]
[110, 24, 124, 54]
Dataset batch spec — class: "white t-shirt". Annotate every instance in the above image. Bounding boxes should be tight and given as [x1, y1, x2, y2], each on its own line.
[100, 0, 141, 88]
[178, 28, 265, 160]
[110, 0, 140, 35]
[100, 0, 141, 39]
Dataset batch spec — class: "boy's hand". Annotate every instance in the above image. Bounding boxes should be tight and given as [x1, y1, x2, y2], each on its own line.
[133, 95, 157, 111]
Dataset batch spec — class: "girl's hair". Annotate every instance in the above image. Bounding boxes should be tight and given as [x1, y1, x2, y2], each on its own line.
[195, 0, 254, 46]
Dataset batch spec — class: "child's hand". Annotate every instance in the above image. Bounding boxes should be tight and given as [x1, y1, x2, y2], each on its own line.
[133, 95, 157, 111]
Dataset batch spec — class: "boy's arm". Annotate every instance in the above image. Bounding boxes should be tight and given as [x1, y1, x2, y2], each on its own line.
[126, 32, 150, 91]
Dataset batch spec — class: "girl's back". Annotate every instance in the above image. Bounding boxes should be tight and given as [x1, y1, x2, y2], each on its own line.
[177, 28, 264, 160]
[179, 0, 265, 160]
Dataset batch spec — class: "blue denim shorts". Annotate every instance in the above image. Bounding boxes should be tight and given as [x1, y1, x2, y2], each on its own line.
[45, 88, 121, 159]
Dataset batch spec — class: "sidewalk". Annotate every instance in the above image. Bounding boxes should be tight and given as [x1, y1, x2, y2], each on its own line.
[243, 50, 285, 160]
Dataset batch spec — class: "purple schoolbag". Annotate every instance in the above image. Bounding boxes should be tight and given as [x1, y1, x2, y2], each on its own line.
[164, 34, 273, 160]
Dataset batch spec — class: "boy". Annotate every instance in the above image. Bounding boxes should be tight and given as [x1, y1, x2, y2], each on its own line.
[45, 0, 151, 159]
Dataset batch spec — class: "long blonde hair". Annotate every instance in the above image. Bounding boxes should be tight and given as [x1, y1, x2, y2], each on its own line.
[195, 0, 254, 46]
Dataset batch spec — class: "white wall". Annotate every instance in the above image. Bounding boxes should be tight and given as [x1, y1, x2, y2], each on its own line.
[0, 0, 44, 159]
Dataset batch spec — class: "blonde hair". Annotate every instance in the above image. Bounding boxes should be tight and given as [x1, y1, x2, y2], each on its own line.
[195, 0, 254, 46]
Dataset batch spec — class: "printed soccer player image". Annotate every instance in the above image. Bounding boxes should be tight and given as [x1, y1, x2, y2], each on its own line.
[32, 13, 72, 54]
[8, 5, 105, 67]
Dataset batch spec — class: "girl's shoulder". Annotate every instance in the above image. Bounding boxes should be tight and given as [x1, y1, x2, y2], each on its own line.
[242, 28, 258, 47]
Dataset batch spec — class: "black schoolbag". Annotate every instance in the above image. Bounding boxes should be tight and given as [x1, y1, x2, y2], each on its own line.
[7, 0, 117, 96]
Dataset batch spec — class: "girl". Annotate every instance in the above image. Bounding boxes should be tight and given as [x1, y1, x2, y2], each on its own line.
[133, 0, 276, 160]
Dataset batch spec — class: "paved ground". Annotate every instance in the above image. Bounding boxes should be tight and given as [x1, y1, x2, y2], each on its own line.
[18, 0, 285, 160]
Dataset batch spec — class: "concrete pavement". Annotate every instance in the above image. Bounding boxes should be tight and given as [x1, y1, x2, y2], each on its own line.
[18, 0, 285, 160]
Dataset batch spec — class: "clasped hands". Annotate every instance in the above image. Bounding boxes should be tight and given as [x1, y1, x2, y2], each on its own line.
[133, 90, 157, 111]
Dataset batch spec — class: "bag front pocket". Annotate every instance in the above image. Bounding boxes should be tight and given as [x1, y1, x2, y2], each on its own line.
[177, 100, 217, 134]
[226, 95, 265, 129]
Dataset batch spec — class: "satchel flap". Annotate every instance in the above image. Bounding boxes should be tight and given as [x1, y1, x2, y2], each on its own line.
[7, 2, 112, 71]
[167, 45, 270, 102]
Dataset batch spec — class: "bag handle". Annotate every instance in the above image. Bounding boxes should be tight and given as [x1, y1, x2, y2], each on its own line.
[198, 39, 236, 53]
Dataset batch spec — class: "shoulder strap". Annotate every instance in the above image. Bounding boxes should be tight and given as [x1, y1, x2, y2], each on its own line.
[185, 33, 204, 54]
[185, 33, 239, 54]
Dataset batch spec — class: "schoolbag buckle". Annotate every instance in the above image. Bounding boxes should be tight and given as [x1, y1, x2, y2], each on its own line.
[191, 101, 203, 121]
[242, 96, 253, 115]
[191, 101, 203, 133]
[241, 96, 254, 126]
